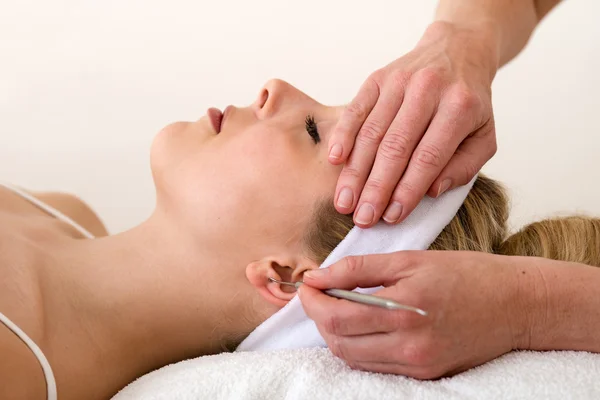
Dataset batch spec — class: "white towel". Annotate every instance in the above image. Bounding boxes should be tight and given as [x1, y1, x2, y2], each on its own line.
[237, 177, 475, 351]
[112, 347, 600, 400]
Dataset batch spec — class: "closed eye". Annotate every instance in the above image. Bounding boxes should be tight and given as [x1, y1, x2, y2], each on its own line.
[305, 115, 320, 144]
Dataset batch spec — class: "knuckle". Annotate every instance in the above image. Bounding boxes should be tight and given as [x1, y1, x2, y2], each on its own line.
[403, 342, 434, 367]
[389, 345, 407, 365]
[489, 136, 498, 157]
[344, 255, 365, 276]
[339, 165, 361, 180]
[323, 314, 342, 336]
[394, 250, 421, 271]
[452, 153, 480, 183]
[449, 86, 480, 114]
[361, 178, 387, 199]
[415, 67, 443, 90]
[413, 144, 444, 169]
[379, 132, 412, 162]
[484, 127, 498, 158]
[329, 336, 348, 360]
[346, 101, 369, 121]
[368, 70, 385, 85]
[463, 162, 479, 182]
[397, 180, 417, 197]
[357, 119, 386, 143]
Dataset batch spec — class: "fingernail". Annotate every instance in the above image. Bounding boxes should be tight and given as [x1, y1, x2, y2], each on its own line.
[329, 144, 343, 160]
[382, 202, 403, 223]
[437, 179, 452, 197]
[355, 203, 375, 225]
[305, 269, 328, 280]
[337, 187, 354, 209]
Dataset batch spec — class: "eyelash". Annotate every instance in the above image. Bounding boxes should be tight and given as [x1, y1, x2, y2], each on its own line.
[305, 115, 321, 144]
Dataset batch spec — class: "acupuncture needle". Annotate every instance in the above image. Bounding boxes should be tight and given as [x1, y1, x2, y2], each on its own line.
[268, 277, 428, 316]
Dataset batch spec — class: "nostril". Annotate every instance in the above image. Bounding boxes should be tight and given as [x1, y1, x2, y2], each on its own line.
[258, 89, 268, 109]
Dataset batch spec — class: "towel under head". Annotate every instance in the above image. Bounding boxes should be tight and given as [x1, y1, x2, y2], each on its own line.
[237, 177, 476, 351]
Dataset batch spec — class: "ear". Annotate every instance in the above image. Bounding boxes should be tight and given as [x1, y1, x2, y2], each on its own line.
[246, 256, 319, 307]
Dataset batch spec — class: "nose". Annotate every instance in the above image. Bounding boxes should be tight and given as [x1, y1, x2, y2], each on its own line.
[253, 79, 315, 119]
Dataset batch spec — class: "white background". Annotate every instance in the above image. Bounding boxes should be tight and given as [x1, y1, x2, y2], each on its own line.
[1, 0, 598, 233]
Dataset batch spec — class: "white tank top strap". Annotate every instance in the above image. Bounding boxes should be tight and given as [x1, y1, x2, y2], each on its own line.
[0, 181, 97, 400]
[0, 312, 57, 400]
[0, 181, 95, 239]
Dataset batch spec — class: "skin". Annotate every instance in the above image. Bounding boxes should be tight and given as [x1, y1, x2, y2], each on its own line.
[300, 251, 600, 379]
[0, 79, 344, 400]
[330, 0, 563, 228]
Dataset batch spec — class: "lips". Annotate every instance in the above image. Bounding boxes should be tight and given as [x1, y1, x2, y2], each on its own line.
[207, 107, 223, 133]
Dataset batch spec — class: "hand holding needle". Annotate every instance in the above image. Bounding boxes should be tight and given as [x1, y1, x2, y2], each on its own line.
[268, 277, 427, 316]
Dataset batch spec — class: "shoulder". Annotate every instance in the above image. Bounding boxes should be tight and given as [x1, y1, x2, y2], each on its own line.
[32, 191, 109, 238]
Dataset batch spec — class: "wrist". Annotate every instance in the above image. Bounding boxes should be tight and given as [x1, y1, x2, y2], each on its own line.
[508, 257, 598, 351]
[421, 20, 500, 84]
[516, 259, 600, 352]
[505, 257, 548, 351]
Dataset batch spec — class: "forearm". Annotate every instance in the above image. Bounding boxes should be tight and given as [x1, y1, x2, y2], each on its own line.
[521, 259, 600, 353]
[434, 0, 562, 69]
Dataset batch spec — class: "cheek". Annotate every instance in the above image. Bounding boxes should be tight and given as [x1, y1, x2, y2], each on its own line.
[195, 141, 312, 239]
[154, 124, 336, 249]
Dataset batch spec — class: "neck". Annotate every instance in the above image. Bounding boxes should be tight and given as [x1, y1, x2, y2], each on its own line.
[56, 208, 273, 381]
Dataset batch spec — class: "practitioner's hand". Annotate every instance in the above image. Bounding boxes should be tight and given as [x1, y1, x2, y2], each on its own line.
[330, 22, 498, 227]
[299, 251, 544, 379]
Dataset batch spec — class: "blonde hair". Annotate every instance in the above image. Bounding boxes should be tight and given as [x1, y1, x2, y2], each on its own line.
[306, 174, 600, 267]
[229, 175, 600, 351]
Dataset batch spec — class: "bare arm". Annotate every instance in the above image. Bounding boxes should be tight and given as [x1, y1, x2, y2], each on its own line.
[521, 260, 600, 353]
[435, 0, 563, 69]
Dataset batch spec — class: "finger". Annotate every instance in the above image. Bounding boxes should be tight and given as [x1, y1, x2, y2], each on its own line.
[389, 96, 478, 223]
[327, 331, 429, 365]
[334, 83, 406, 215]
[302, 253, 419, 290]
[327, 331, 408, 364]
[356, 80, 438, 227]
[426, 119, 496, 197]
[328, 77, 380, 165]
[347, 360, 440, 380]
[298, 285, 408, 336]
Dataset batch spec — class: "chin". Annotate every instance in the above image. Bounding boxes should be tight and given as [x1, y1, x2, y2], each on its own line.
[150, 120, 213, 206]
[149, 122, 187, 190]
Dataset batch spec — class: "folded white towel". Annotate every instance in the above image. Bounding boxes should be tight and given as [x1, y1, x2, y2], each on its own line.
[237, 178, 475, 351]
[113, 348, 600, 400]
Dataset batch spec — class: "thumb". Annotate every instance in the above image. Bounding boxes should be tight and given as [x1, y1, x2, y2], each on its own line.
[303, 252, 414, 290]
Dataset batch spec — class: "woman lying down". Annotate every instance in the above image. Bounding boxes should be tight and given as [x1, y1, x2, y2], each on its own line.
[1, 79, 598, 400]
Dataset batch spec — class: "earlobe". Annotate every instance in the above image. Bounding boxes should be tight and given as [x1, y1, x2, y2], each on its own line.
[245, 257, 319, 307]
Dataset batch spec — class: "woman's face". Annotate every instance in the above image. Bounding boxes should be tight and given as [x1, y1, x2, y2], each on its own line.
[151, 79, 344, 266]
